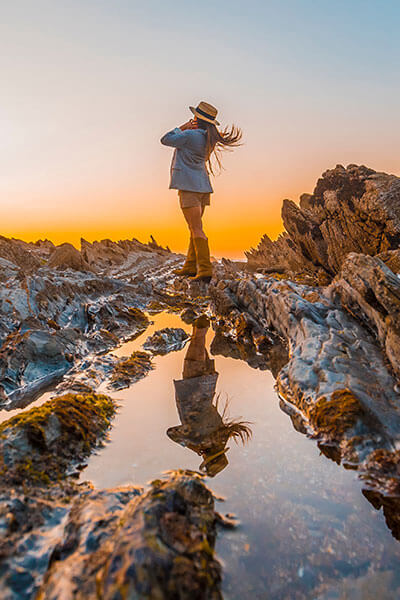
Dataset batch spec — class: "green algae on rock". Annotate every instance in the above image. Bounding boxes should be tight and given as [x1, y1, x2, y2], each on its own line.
[0, 393, 116, 484]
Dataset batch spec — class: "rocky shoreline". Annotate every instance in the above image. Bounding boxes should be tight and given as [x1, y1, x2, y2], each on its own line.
[1, 164, 400, 597]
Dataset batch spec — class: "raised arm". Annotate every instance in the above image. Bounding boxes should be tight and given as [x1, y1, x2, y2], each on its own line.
[160, 127, 189, 148]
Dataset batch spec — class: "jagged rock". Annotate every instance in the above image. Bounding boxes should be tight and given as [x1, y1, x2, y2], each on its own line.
[0, 328, 72, 400]
[209, 271, 400, 487]
[0, 483, 75, 600]
[209, 305, 288, 374]
[47, 243, 93, 272]
[246, 164, 400, 278]
[0, 235, 181, 406]
[329, 252, 400, 378]
[36, 471, 221, 600]
[0, 236, 41, 272]
[80, 237, 171, 272]
[361, 450, 400, 541]
[376, 248, 400, 274]
[143, 327, 190, 355]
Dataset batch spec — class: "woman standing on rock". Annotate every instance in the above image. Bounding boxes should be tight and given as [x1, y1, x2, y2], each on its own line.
[161, 101, 242, 283]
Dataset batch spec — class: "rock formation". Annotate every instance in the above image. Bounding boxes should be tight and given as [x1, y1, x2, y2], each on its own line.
[0, 236, 182, 407]
[1, 163, 400, 597]
[47, 242, 93, 272]
[143, 327, 190, 355]
[37, 471, 221, 600]
[0, 386, 222, 600]
[246, 164, 400, 280]
[209, 249, 400, 527]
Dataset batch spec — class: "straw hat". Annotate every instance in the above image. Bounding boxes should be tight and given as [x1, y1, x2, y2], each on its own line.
[189, 101, 220, 126]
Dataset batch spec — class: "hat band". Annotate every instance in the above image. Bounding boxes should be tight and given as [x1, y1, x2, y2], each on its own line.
[196, 106, 216, 122]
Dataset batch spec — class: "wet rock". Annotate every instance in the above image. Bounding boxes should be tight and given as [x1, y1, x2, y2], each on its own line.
[246, 164, 400, 279]
[143, 327, 190, 355]
[209, 270, 400, 493]
[54, 353, 119, 394]
[208, 290, 288, 374]
[181, 306, 199, 324]
[37, 471, 222, 600]
[0, 235, 180, 406]
[0, 392, 116, 484]
[109, 350, 153, 389]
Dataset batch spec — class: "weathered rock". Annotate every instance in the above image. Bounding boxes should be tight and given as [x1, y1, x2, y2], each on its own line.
[143, 327, 190, 355]
[47, 242, 93, 272]
[0, 392, 116, 484]
[361, 450, 400, 541]
[80, 236, 171, 273]
[180, 306, 200, 324]
[0, 325, 76, 393]
[37, 471, 221, 600]
[0, 235, 181, 406]
[329, 252, 400, 378]
[0, 236, 41, 273]
[246, 164, 400, 278]
[209, 270, 400, 488]
[109, 350, 153, 390]
[209, 305, 288, 374]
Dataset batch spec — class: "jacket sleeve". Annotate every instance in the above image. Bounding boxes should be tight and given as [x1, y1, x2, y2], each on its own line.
[160, 127, 189, 148]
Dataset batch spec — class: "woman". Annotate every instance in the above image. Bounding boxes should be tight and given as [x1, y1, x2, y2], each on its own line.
[160, 101, 242, 283]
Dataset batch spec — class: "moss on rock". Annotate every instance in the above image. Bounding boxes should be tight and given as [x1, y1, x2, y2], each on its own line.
[0, 392, 116, 485]
[308, 389, 365, 439]
[109, 351, 153, 389]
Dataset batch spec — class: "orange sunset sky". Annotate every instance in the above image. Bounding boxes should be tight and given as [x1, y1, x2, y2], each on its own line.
[2, 1, 400, 258]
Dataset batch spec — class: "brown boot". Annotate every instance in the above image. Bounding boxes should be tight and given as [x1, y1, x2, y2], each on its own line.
[190, 237, 213, 283]
[173, 237, 197, 276]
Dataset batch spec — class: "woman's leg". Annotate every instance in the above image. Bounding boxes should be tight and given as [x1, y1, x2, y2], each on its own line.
[181, 206, 212, 281]
[181, 206, 207, 239]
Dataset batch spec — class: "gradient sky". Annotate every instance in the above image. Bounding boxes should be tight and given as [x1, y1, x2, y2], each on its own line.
[1, 0, 399, 257]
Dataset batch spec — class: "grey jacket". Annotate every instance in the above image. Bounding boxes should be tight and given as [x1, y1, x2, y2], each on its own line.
[160, 127, 213, 193]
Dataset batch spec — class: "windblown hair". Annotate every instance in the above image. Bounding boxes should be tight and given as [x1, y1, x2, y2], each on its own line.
[197, 118, 243, 175]
[215, 394, 252, 445]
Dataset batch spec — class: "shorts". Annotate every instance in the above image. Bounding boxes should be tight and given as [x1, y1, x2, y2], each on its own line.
[178, 190, 211, 209]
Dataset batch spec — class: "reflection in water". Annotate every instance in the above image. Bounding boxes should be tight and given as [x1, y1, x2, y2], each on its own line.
[82, 311, 400, 598]
[167, 316, 251, 477]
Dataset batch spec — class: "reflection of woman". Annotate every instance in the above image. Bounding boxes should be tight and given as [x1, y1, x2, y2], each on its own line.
[167, 316, 251, 477]
[160, 101, 242, 283]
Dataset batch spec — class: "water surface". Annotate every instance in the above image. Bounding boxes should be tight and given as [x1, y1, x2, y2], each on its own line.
[80, 311, 400, 598]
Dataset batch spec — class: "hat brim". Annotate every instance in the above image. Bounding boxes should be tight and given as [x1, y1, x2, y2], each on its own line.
[189, 106, 220, 126]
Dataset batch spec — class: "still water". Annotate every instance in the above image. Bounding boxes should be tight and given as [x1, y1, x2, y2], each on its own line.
[83, 312, 400, 599]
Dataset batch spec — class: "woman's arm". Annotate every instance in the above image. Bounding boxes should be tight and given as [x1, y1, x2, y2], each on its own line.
[160, 127, 189, 148]
[160, 120, 196, 147]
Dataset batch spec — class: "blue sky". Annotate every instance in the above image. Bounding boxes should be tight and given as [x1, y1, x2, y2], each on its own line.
[1, 0, 399, 254]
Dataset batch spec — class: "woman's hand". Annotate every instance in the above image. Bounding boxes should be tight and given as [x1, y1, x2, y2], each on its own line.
[179, 119, 196, 131]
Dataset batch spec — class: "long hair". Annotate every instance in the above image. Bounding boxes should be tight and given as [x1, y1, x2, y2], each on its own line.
[197, 118, 242, 175]
[215, 394, 252, 445]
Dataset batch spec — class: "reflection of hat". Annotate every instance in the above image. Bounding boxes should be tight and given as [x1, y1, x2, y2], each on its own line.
[189, 101, 220, 126]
